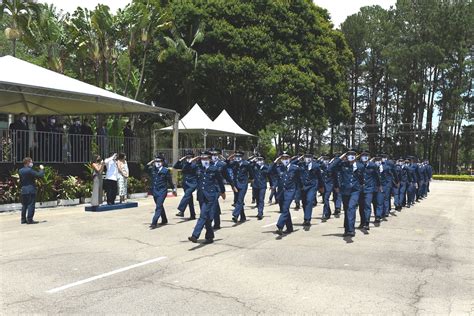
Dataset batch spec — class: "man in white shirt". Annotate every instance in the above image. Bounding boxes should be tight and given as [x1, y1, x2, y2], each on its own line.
[104, 153, 118, 205]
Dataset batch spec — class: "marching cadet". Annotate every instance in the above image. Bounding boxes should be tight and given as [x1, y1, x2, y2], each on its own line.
[393, 158, 404, 211]
[424, 159, 433, 196]
[227, 151, 253, 223]
[210, 148, 231, 229]
[321, 154, 338, 221]
[188, 151, 226, 244]
[293, 153, 324, 227]
[373, 156, 385, 224]
[174, 150, 197, 220]
[406, 156, 418, 208]
[249, 153, 270, 220]
[271, 151, 302, 235]
[417, 160, 428, 199]
[147, 155, 177, 229]
[379, 153, 397, 218]
[332, 149, 364, 237]
[332, 152, 343, 216]
[358, 151, 381, 230]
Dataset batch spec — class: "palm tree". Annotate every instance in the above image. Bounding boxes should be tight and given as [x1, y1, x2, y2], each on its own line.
[0, 0, 40, 56]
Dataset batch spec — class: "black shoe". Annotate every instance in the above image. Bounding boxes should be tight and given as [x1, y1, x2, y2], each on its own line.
[321, 216, 329, 222]
[284, 228, 294, 234]
[374, 217, 381, 224]
[149, 224, 157, 230]
[213, 226, 221, 230]
[204, 238, 214, 244]
[358, 223, 364, 229]
[21, 220, 27, 224]
[343, 231, 355, 237]
[257, 215, 263, 220]
[363, 225, 370, 230]
[176, 212, 184, 217]
[159, 221, 168, 225]
[189, 216, 196, 220]
[275, 227, 283, 235]
[232, 217, 238, 223]
[239, 218, 246, 223]
[188, 236, 198, 243]
[26, 220, 39, 224]
[303, 220, 311, 227]
[294, 205, 300, 210]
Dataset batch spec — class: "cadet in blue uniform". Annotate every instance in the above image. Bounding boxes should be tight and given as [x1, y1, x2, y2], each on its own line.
[357, 151, 381, 230]
[227, 151, 253, 223]
[293, 153, 324, 227]
[249, 153, 270, 220]
[321, 154, 338, 221]
[406, 157, 418, 208]
[19, 157, 45, 224]
[393, 158, 404, 211]
[331, 152, 343, 216]
[174, 151, 197, 220]
[332, 150, 364, 237]
[147, 156, 177, 229]
[424, 159, 433, 196]
[271, 152, 302, 235]
[188, 151, 226, 243]
[210, 149, 232, 229]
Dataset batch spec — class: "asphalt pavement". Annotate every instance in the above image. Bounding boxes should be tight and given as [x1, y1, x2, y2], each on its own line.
[0, 181, 473, 315]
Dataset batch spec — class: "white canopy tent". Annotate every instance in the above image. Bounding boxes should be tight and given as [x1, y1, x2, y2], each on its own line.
[161, 103, 221, 148]
[0, 55, 179, 166]
[0, 55, 176, 116]
[212, 110, 255, 150]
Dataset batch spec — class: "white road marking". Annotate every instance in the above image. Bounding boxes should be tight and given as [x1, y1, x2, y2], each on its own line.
[46, 256, 167, 294]
[262, 217, 298, 228]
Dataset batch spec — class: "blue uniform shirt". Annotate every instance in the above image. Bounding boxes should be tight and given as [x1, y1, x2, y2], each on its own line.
[148, 165, 175, 193]
[173, 160, 198, 188]
[19, 167, 44, 195]
[361, 161, 381, 193]
[194, 163, 226, 200]
[227, 160, 253, 189]
[294, 160, 323, 190]
[332, 157, 364, 195]
[251, 163, 270, 189]
[271, 163, 302, 191]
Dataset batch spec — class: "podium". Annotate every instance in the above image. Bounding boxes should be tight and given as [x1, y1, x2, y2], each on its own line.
[85, 202, 138, 212]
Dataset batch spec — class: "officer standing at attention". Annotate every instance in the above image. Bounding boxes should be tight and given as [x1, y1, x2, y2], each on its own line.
[249, 153, 270, 220]
[358, 151, 381, 230]
[227, 151, 253, 223]
[174, 151, 197, 220]
[332, 150, 364, 237]
[320, 153, 339, 221]
[293, 153, 324, 227]
[19, 157, 44, 224]
[188, 151, 226, 244]
[210, 149, 232, 230]
[147, 155, 177, 229]
[271, 151, 302, 235]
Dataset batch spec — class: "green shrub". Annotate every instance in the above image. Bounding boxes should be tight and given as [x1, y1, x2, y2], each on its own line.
[128, 176, 149, 194]
[36, 166, 60, 202]
[432, 175, 473, 181]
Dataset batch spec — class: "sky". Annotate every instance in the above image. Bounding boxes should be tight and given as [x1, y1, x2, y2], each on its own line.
[43, 0, 396, 28]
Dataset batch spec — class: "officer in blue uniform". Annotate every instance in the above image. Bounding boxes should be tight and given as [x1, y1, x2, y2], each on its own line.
[249, 153, 270, 220]
[147, 155, 177, 229]
[393, 158, 404, 211]
[417, 161, 427, 199]
[210, 148, 232, 229]
[188, 151, 226, 243]
[320, 154, 338, 221]
[227, 151, 253, 223]
[381, 153, 398, 215]
[424, 159, 433, 196]
[373, 156, 385, 224]
[271, 151, 302, 235]
[293, 153, 324, 227]
[332, 150, 364, 237]
[357, 151, 381, 230]
[19, 157, 45, 224]
[331, 152, 343, 216]
[268, 168, 278, 205]
[406, 156, 418, 208]
[174, 150, 197, 220]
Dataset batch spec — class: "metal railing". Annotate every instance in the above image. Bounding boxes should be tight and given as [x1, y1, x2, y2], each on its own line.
[1, 129, 143, 163]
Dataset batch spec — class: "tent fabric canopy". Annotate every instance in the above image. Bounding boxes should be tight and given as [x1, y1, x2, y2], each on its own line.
[0, 55, 175, 115]
[161, 103, 221, 133]
[212, 110, 254, 137]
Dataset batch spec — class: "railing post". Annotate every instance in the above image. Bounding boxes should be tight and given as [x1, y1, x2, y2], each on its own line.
[172, 113, 180, 185]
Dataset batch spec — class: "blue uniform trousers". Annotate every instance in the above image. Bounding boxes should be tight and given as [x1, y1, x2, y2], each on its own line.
[301, 186, 317, 221]
[276, 189, 296, 231]
[21, 193, 36, 222]
[232, 186, 248, 220]
[253, 188, 266, 217]
[333, 189, 342, 210]
[151, 190, 168, 225]
[398, 182, 407, 206]
[407, 182, 416, 205]
[213, 198, 221, 228]
[358, 191, 374, 225]
[375, 190, 384, 218]
[294, 188, 301, 206]
[342, 191, 359, 233]
[323, 183, 333, 218]
[177, 183, 196, 217]
[383, 183, 392, 216]
[192, 196, 217, 240]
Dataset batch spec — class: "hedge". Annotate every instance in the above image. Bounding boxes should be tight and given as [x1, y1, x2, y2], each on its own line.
[433, 175, 474, 181]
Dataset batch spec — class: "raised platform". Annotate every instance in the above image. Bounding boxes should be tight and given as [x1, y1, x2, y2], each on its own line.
[85, 202, 138, 212]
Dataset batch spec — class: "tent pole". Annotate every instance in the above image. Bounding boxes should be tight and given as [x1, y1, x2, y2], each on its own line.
[172, 113, 180, 185]
[203, 130, 208, 149]
[233, 136, 236, 151]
